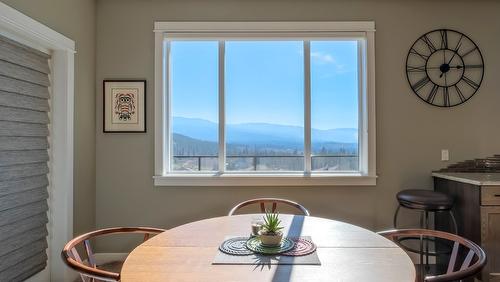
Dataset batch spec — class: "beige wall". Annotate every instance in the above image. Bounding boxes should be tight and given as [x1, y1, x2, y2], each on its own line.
[1, 0, 97, 235]
[95, 0, 500, 249]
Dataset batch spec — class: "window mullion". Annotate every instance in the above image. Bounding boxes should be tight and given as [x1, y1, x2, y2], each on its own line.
[304, 41, 312, 174]
[218, 41, 226, 173]
[357, 38, 366, 175]
[165, 40, 172, 173]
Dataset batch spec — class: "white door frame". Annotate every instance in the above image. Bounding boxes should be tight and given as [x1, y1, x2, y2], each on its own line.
[0, 2, 75, 281]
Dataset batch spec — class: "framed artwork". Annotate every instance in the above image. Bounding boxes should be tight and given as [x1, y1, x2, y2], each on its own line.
[103, 80, 146, 133]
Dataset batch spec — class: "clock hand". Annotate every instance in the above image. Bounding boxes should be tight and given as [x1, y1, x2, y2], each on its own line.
[429, 63, 482, 70]
[440, 65, 465, 77]
[443, 47, 446, 66]
[448, 65, 482, 69]
[440, 50, 446, 78]
[428, 65, 464, 70]
[447, 43, 462, 65]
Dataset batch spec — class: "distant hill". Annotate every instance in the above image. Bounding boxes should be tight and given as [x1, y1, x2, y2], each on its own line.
[172, 117, 358, 144]
[172, 133, 218, 156]
[173, 133, 357, 156]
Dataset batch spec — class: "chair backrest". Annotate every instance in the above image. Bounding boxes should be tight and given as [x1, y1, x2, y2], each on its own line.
[378, 229, 486, 282]
[228, 198, 310, 216]
[61, 227, 166, 282]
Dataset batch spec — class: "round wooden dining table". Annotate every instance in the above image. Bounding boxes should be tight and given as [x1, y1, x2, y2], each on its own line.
[121, 214, 416, 282]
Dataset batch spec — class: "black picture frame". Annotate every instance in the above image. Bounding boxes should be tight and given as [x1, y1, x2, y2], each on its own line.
[103, 79, 146, 133]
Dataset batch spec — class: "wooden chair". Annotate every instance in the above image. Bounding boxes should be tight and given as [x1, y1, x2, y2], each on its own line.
[61, 227, 166, 282]
[228, 198, 310, 216]
[378, 229, 486, 282]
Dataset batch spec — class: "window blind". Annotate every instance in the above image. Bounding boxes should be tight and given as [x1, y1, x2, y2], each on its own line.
[0, 34, 50, 282]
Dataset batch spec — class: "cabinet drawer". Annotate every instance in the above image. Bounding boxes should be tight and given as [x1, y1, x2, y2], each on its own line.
[482, 186, 500, 206]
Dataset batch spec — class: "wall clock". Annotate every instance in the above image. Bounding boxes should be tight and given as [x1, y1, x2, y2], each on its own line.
[406, 29, 484, 107]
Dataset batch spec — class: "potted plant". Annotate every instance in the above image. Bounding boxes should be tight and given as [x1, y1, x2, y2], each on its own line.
[258, 211, 284, 246]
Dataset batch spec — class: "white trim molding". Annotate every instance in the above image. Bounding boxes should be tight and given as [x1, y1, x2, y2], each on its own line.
[0, 3, 75, 53]
[0, 2, 75, 282]
[154, 174, 377, 187]
[154, 21, 375, 33]
[154, 21, 376, 187]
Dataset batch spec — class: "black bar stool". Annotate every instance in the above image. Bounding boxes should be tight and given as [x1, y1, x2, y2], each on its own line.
[393, 189, 458, 233]
[393, 189, 458, 270]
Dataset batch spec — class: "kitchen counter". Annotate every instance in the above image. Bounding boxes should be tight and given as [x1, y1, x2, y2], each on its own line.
[432, 172, 500, 186]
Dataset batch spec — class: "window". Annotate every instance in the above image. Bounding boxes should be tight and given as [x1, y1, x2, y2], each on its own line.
[154, 22, 376, 186]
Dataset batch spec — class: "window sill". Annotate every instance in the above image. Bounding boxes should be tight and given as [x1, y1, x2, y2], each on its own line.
[153, 173, 377, 187]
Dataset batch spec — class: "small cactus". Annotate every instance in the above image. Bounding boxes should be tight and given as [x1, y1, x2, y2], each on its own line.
[260, 210, 283, 235]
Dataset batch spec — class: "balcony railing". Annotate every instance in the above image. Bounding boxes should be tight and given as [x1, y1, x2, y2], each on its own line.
[173, 155, 359, 171]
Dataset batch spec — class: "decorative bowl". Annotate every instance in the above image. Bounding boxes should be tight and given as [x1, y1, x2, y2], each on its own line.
[258, 231, 283, 246]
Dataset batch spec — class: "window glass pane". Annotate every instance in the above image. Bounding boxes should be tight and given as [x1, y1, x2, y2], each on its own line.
[170, 41, 219, 171]
[225, 41, 304, 171]
[310, 41, 359, 171]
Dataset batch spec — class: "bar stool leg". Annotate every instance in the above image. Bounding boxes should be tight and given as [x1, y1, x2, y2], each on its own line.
[419, 234, 424, 282]
[425, 211, 429, 270]
[393, 205, 401, 228]
[449, 210, 458, 234]
[419, 210, 424, 229]
[418, 211, 425, 274]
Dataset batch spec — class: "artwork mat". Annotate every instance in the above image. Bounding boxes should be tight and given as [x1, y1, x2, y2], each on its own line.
[103, 80, 146, 132]
[111, 87, 139, 124]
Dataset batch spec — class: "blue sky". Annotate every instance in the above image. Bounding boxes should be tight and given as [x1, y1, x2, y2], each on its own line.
[169, 40, 359, 131]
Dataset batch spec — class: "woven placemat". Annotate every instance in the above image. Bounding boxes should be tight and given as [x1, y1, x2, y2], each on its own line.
[219, 237, 253, 256]
[246, 237, 295, 254]
[213, 236, 321, 265]
[282, 237, 317, 256]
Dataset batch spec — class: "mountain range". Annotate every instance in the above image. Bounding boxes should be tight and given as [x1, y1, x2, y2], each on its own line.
[173, 117, 358, 144]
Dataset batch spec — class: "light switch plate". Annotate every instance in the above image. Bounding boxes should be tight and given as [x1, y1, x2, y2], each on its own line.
[441, 149, 449, 161]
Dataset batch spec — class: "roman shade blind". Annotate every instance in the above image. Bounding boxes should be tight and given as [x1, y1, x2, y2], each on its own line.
[0, 35, 50, 281]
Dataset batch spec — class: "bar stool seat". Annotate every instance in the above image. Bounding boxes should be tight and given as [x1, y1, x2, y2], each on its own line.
[397, 189, 454, 211]
[394, 189, 457, 232]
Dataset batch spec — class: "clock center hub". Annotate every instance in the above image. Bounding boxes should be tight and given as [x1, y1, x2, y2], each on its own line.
[440, 63, 450, 73]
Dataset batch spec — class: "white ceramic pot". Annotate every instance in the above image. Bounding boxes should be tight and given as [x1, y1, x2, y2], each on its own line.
[258, 231, 283, 246]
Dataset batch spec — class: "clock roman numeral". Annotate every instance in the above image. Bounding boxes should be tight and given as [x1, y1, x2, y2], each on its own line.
[426, 84, 439, 103]
[462, 76, 480, 90]
[421, 35, 437, 53]
[443, 87, 450, 106]
[461, 46, 478, 58]
[412, 76, 430, 92]
[454, 35, 464, 52]
[454, 85, 466, 102]
[440, 30, 448, 49]
[410, 48, 429, 61]
[407, 65, 426, 72]
[464, 64, 483, 69]
[460, 46, 477, 58]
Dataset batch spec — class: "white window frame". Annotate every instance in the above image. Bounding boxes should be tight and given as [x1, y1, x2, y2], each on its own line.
[153, 22, 376, 186]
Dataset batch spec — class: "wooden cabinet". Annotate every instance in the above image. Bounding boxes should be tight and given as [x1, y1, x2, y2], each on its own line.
[434, 176, 500, 281]
[481, 207, 500, 280]
[482, 187, 500, 206]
